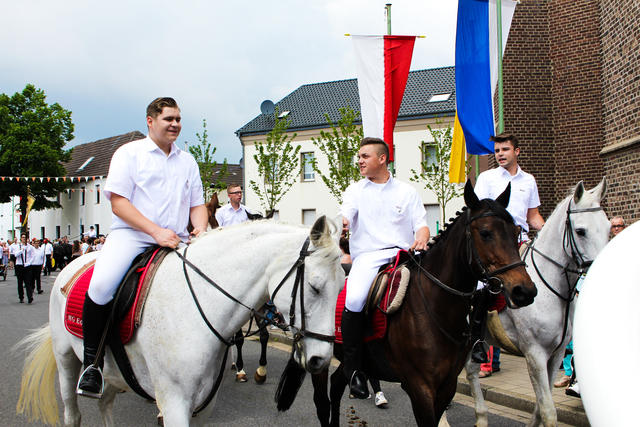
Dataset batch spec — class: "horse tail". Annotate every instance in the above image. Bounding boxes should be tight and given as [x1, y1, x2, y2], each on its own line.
[15, 324, 59, 426]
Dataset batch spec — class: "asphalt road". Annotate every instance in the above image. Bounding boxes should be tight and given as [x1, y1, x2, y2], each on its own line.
[1, 269, 525, 426]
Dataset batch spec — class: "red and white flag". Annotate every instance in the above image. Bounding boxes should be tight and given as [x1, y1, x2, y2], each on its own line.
[352, 35, 416, 161]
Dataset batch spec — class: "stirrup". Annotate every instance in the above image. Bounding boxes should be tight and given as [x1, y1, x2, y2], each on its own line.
[471, 339, 489, 364]
[348, 371, 370, 399]
[76, 365, 105, 399]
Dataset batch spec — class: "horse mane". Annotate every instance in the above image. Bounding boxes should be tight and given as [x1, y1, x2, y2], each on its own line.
[426, 199, 514, 250]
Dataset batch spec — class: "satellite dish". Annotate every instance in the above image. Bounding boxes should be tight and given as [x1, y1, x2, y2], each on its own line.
[260, 100, 275, 116]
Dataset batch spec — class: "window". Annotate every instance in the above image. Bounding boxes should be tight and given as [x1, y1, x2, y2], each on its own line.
[56, 226, 60, 239]
[428, 93, 451, 102]
[424, 204, 441, 234]
[56, 193, 61, 204]
[421, 143, 437, 173]
[302, 209, 316, 226]
[80, 224, 84, 236]
[95, 184, 100, 204]
[81, 187, 85, 205]
[301, 152, 315, 181]
[94, 224, 100, 236]
[67, 224, 71, 236]
[41, 226, 45, 239]
[68, 190, 72, 200]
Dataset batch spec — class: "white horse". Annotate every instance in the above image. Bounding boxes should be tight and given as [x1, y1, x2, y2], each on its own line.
[16, 217, 344, 426]
[464, 178, 609, 427]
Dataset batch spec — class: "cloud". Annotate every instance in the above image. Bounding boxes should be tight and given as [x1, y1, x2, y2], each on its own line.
[0, 0, 458, 163]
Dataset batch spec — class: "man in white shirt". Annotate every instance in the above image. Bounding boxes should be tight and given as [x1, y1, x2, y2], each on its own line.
[340, 137, 430, 399]
[471, 132, 545, 372]
[31, 239, 46, 294]
[43, 238, 53, 276]
[77, 97, 208, 398]
[215, 184, 251, 227]
[13, 233, 36, 303]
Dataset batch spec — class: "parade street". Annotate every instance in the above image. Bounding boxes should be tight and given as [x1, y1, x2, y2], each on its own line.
[2, 270, 533, 426]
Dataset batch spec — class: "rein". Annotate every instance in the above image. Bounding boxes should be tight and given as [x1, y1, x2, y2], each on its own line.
[527, 202, 603, 354]
[406, 207, 526, 347]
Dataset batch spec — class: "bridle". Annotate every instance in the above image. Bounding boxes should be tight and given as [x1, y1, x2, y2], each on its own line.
[407, 206, 527, 347]
[171, 236, 334, 415]
[526, 200, 604, 352]
[410, 207, 526, 300]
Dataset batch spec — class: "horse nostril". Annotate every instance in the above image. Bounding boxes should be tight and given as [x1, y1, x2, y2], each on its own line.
[511, 284, 536, 307]
[307, 356, 325, 372]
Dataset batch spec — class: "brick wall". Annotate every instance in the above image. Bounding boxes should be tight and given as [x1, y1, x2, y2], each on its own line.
[599, 0, 640, 223]
[501, 0, 555, 217]
[549, 0, 605, 202]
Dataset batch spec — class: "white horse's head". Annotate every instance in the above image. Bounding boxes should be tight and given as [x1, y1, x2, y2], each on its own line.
[271, 215, 344, 373]
[563, 178, 609, 268]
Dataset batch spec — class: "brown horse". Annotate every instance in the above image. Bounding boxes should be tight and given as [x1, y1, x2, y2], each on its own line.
[300, 180, 537, 426]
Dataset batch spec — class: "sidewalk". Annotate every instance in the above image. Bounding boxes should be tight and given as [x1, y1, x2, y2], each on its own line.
[265, 327, 589, 426]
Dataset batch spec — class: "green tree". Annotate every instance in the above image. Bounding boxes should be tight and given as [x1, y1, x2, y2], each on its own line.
[0, 84, 74, 230]
[249, 112, 300, 215]
[310, 107, 363, 204]
[187, 118, 228, 200]
[410, 125, 467, 222]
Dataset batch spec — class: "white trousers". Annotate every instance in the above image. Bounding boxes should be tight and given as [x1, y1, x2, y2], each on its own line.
[345, 249, 396, 312]
[87, 228, 159, 305]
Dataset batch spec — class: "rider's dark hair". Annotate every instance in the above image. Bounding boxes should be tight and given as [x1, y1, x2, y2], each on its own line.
[360, 137, 390, 164]
[146, 97, 179, 118]
[490, 132, 519, 150]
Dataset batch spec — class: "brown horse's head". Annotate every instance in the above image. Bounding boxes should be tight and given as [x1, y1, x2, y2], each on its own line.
[464, 180, 537, 308]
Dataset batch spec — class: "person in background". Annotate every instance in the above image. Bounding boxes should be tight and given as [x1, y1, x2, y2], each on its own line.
[43, 238, 53, 276]
[31, 239, 45, 294]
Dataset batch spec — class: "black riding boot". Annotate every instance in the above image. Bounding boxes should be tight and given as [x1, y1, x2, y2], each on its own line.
[341, 308, 370, 399]
[470, 289, 491, 364]
[77, 294, 111, 398]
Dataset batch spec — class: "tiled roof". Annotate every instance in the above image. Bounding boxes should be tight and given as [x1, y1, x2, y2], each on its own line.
[236, 66, 455, 137]
[64, 131, 146, 177]
[210, 163, 243, 188]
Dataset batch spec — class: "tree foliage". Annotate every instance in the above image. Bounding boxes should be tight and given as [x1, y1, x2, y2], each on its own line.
[0, 84, 74, 224]
[310, 107, 363, 204]
[410, 125, 467, 222]
[187, 118, 228, 200]
[249, 113, 300, 215]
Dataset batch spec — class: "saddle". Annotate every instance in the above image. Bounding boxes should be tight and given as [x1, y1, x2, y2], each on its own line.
[335, 250, 411, 344]
[63, 246, 172, 344]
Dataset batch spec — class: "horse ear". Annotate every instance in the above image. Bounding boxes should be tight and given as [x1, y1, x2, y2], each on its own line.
[464, 179, 480, 209]
[495, 182, 511, 209]
[590, 177, 607, 202]
[573, 181, 585, 204]
[310, 215, 330, 247]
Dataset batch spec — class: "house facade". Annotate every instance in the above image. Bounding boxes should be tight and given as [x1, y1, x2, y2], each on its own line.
[236, 67, 465, 233]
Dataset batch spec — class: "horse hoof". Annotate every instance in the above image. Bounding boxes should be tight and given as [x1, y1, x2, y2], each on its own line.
[157, 414, 164, 426]
[230, 362, 237, 371]
[254, 372, 266, 384]
[236, 370, 248, 382]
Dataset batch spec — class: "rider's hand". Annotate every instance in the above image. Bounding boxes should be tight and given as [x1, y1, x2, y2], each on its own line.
[190, 227, 205, 238]
[342, 217, 349, 237]
[410, 226, 430, 252]
[152, 228, 181, 249]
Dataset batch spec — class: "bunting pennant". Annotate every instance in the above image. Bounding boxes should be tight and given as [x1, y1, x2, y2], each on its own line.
[0, 175, 105, 182]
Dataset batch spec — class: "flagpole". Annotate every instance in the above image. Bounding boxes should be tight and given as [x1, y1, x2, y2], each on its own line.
[496, 0, 505, 134]
[385, 3, 396, 176]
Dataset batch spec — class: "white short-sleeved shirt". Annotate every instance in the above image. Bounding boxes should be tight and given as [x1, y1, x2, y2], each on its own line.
[32, 246, 45, 265]
[104, 136, 205, 240]
[14, 243, 36, 266]
[43, 242, 53, 256]
[474, 166, 540, 233]
[215, 203, 250, 227]
[340, 175, 428, 260]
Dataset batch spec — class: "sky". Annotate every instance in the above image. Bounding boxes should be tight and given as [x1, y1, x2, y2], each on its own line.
[1, 1, 458, 164]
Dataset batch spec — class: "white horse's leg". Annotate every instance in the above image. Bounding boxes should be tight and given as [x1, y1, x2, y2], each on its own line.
[465, 357, 489, 427]
[55, 347, 82, 427]
[524, 350, 557, 427]
[156, 397, 192, 427]
[97, 384, 118, 427]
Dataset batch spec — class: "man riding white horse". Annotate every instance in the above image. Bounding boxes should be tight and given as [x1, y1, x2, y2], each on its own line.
[471, 132, 545, 370]
[340, 137, 430, 399]
[77, 97, 209, 398]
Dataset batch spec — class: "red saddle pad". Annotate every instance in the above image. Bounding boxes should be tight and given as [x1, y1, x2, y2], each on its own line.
[64, 260, 153, 345]
[335, 280, 387, 344]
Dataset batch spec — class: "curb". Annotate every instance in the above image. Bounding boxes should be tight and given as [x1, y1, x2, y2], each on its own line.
[260, 328, 589, 425]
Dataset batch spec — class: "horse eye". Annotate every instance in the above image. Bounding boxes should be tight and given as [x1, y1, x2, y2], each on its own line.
[479, 229, 492, 240]
[576, 228, 586, 237]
